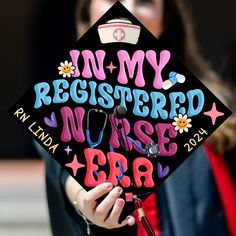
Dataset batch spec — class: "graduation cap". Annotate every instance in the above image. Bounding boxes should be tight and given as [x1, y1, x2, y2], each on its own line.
[8, 2, 231, 234]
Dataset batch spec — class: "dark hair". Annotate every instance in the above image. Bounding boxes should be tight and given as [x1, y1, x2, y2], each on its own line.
[77, 0, 236, 154]
[77, 0, 206, 74]
[159, 0, 208, 75]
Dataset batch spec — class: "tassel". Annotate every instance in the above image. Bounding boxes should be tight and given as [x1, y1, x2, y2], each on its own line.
[134, 196, 156, 236]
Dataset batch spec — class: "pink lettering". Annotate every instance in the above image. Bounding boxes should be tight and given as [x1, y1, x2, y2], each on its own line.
[117, 50, 145, 87]
[134, 120, 154, 153]
[146, 50, 171, 89]
[82, 50, 106, 80]
[84, 148, 106, 187]
[82, 149, 156, 189]
[133, 158, 154, 188]
[69, 50, 80, 77]
[60, 106, 85, 142]
[155, 123, 177, 156]
[69, 50, 106, 80]
[107, 152, 131, 187]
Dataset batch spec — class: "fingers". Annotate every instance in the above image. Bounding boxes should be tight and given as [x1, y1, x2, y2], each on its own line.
[126, 215, 136, 226]
[72, 182, 136, 230]
[85, 182, 113, 203]
[104, 200, 136, 229]
[95, 186, 123, 221]
[104, 198, 125, 228]
[81, 182, 113, 218]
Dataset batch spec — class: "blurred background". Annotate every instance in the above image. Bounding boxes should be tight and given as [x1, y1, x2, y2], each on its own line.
[0, 0, 236, 235]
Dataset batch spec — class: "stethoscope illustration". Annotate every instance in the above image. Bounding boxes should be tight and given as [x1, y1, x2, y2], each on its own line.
[112, 105, 160, 158]
[86, 109, 108, 148]
[127, 137, 160, 158]
[86, 107, 160, 181]
[86, 108, 124, 181]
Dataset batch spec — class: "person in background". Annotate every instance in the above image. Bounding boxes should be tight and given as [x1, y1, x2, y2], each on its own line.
[32, 0, 236, 236]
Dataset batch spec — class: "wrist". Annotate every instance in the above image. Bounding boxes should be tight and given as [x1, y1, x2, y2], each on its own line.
[72, 185, 94, 235]
[65, 176, 85, 210]
[72, 186, 85, 213]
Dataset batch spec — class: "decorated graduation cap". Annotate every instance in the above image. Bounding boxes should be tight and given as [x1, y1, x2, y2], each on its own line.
[9, 2, 231, 234]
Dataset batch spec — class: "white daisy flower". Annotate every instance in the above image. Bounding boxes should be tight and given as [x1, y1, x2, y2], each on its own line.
[58, 60, 75, 78]
[172, 114, 192, 133]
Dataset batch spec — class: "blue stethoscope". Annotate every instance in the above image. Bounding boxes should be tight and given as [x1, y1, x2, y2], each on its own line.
[127, 137, 160, 158]
[86, 109, 160, 181]
[86, 109, 124, 181]
[86, 109, 108, 148]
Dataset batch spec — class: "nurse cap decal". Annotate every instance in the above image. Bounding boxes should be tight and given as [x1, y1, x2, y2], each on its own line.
[98, 18, 141, 44]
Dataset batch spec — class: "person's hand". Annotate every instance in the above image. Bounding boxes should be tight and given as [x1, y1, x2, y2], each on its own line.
[65, 176, 135, 229]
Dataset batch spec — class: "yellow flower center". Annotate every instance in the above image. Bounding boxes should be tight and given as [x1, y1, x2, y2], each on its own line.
[177, 118, 187, 128]
[63, 65, 71, 73]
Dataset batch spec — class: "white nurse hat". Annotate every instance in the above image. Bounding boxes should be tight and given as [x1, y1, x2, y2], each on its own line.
[98, 18, 141, 45]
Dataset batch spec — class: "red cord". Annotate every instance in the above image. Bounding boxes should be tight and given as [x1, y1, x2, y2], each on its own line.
[134, 197, 157, 236]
